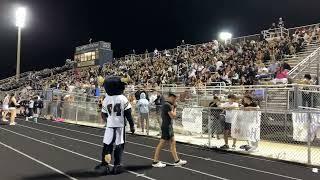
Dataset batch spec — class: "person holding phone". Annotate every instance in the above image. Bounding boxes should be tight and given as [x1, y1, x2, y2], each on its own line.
[152, 93, 187, 168]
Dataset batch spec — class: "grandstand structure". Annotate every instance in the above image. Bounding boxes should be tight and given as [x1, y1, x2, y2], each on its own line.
[1, 22, 320, 166]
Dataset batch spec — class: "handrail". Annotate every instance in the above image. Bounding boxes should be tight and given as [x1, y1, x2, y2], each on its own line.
[288, 23, 320, 31]
[288, 47, 320, 78]
[232, 33, 261, 41]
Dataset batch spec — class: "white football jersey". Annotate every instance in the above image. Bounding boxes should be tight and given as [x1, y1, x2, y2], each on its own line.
[102, 94, 132, 128]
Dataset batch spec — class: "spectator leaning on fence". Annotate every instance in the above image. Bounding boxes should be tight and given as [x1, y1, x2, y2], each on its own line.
[137, 92, 150, 134]
[208, 96, 223, 139]
[240, 95, 260, 151]
[301, 74, 313, 107]
[220, 94, 239, 150]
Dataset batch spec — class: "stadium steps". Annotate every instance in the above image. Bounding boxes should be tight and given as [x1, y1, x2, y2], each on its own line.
[260, 89, 290, 111]
[286, 43, 320, 68]
[260, 43, 320, 109]
[287, 42, 320, 81]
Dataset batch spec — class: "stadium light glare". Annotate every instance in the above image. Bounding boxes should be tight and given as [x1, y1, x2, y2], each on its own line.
[15, 7, 27, 80]
[15, 7, 26, 28]
[219, 32, 232, 41]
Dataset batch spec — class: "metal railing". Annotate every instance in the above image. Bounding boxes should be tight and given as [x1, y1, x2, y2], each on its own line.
[289, 47, 320, 79]
[288, 23, 320, 33]
[262, 27, 289, 39]
[231, 34, 261, 44]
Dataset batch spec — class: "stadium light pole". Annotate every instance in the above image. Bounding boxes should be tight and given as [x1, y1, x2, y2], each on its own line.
[15, 7, 26, 81]
[219, 32, 232, 44]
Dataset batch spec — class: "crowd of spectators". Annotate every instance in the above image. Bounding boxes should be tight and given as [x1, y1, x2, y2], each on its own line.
[1, 23, 320, 98]
[0, 60, 74, 91]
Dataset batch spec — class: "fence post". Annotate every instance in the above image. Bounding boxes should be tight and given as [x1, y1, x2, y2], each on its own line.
[208, 109, 212, 148]
[307, 111, 312, 164]
[264, 87, 268, 112]
[294, 85, 299, 109]
[317, 63, 319, 85]
[284, 112, 287, 138]
[197, 90, 200, 106]
[147, 111, 150, 136]
[75, 105, 79, 125]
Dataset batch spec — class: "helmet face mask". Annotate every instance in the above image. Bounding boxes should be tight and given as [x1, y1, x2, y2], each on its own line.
[104, 76, 126, 96]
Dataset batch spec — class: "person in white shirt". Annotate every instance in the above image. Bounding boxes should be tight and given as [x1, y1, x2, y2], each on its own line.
[216, 60, 223, 71]
[154, 48, 159, 56]
[239, 95, 260, 151]
[2, 94, 10, 122]
[278, 17, 284, 28]
[164, 49, 170, 57]
[220, 94, 239, 149]
[26, 96, 34, 121]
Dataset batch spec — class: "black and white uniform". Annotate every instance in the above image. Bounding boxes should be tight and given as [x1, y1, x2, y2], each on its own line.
[28, 100, 34, 117]
[102, 94, 132, 145]
[100, 94, 134, 166]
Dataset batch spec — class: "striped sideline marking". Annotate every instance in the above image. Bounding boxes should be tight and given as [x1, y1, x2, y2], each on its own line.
[16, 124, 229, 180]
[0, 127, 156, 180]
[0, 141, 78, 180]
[30, 120, 288, 162]
[26, 120, 303, 180]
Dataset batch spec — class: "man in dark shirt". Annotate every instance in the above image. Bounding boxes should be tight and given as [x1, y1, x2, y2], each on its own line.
[152, 93, 187, 168]
[208, 96, 223, 139]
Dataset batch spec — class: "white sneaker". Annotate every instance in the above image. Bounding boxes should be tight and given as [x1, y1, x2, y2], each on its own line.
[26, 117, 29, 121]
[174, 159, 187, 166]
[152, 162, 166, 168]
[2, 119, 8, 122]
[9, 122, 16, 126]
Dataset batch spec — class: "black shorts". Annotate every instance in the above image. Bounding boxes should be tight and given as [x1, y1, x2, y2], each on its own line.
[224, 122, 231, 130]
[28, 108, 34, 117]
[161, 126, 174, 140]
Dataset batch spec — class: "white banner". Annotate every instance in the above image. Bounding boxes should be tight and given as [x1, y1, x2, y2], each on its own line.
[230, 110, 261, 142]
[182, 108, 203, 134]
[292, 112, 320, 142]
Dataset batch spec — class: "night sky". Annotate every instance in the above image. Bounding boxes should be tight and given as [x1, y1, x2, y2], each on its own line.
[0, 0, 319, 79]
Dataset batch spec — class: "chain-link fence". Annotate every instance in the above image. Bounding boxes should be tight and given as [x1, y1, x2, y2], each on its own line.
[40, 100, 104, 127]
[33, 84, 320, 166]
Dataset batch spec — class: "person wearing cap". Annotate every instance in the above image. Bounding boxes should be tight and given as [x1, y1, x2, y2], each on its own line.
[152, 93, 187, 168]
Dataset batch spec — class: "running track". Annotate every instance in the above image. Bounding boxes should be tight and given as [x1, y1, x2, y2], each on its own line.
[0, 118, 319, 180]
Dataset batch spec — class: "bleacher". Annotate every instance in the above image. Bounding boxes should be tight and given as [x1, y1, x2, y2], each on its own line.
[0, 22, 320, 106]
